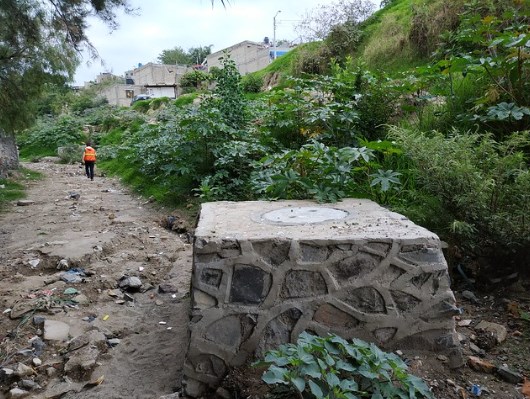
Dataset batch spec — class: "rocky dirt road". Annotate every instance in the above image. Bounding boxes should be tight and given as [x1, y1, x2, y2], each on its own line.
[0, 160, 192, 399]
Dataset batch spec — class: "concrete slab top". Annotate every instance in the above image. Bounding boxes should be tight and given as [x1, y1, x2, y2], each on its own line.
[195, 199, 439, 241]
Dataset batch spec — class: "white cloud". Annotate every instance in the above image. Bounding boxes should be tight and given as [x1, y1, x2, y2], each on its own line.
[74, 0, 378, 85]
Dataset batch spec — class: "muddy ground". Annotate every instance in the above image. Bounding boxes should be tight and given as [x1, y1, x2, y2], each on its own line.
[0, 160, 529, 399]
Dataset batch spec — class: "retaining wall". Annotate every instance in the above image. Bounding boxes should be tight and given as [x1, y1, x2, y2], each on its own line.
[183, 199, 463, 397]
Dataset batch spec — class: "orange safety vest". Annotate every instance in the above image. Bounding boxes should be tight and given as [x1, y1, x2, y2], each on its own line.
[83, 146, 96, 162]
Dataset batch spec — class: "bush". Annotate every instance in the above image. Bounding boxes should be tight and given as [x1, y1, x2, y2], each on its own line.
[255, 331, 433, 399]
[390, 127, 530, 272]
[241, 74, 263, 93]
[18, 116, 84, 158]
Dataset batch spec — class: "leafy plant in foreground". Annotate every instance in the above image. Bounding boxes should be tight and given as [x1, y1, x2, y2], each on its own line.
[255, 332, 434, 399]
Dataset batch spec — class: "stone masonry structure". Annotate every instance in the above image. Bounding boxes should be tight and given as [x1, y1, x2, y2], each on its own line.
[183, 199, 463, 397]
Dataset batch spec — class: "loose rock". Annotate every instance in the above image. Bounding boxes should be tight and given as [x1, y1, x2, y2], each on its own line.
[43, 319, 70, 341]
[496, 366, 523, 384]
[8, 387, 30, 398]
[467, 356, 495, 373]
[475, 320, 507, 344]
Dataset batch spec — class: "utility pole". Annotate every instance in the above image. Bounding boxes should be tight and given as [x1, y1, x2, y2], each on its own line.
[273, 10, 281, 61]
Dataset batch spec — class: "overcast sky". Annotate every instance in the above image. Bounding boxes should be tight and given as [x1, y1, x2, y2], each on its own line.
[74, 0, 376, 85]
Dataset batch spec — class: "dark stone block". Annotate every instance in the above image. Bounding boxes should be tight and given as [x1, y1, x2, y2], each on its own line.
[193, 354, 226, 378]
[313, 303, 360, 329]
[399, 247, 444, 265]
[229, 264, 271, 304]
[373, 327, 397, 344]
[253, 240, 290, 266]
[280, 270, 327, 299]
[391, 290, 421, 312]
[299, 243, 330, 263]
[330, 252, 381, 282]
[195, 253, 222, 264]
[339, 287, 386, 314]
[365, 242, 391, 255]
[205, 315, 242, 348]
[256, 308, 302, 358]
[420, 300, 461, 322]
[411, 272, 432, 289]
[200, 268, 223, 287]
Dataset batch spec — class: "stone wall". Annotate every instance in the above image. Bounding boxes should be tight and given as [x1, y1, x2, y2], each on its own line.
[183, 200, 463, 397]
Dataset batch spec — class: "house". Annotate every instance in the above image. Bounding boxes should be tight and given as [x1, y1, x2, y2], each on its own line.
[206, 40, 291, 75]
[95, 63, 191, 107]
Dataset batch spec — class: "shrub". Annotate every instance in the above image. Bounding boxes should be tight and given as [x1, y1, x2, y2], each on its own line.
[18, 116, 84, 158]
[241, 73, 263, 93]
[255, 331, 434, 399]
[390, 126, 530, 272]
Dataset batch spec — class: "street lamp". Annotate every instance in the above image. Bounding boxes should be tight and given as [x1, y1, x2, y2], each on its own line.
[273, 10, 281, 61]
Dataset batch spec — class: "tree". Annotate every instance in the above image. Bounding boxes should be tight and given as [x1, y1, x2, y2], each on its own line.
[157, 45, 212, 66]
[188, 45, 213, 65]
[295, 0, 375, 41]
[0, 0, 130, 176]
[157, 46, 191, 65]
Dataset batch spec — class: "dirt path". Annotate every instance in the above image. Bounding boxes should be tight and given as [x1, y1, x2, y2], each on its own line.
[0, 160, 192, 399]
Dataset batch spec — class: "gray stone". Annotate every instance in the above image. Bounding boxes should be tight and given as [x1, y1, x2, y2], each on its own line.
[31, 337, 45, 356]
[299, 243, 330, 262]
[205, 315, 242, 348]
[16, 200, 35, 206]
[391, 290, 421, 312]
[19, 379, 41, 390]
[340, 287, 386, 314]
[192, 290, 217, 309]
[64, 346, 101, 379]
[158, 283, 178, 293]
[253, 240, 291, 266]
[108, 338, 121, 346]
[475, 320, 507, 344]
[15, 363, 35, 377]
[373, 327, 397, 343]
[8, 387, 29, 398]
[229, 264, 271, 304]
[313, 304, 360, 329]
[329, 252, 380, 282]
[462, 290, 480, 304]
[72, 294, 89, 305]
[257, 308, 302, 357]
[158, 393, 181, 399]
[281, 270, 327, 298]
[119, 276, 142, 290]
[215, 387, 232, 399]
[399, 246, 444, 265]
[43, 320, 70, 341]
[33, 316, 46, 327]
[199, 268, 223, 287]
[496, 366, 523, 384]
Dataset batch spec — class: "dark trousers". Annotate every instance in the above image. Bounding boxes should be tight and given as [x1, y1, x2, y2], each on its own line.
[85, 161, 95, 180]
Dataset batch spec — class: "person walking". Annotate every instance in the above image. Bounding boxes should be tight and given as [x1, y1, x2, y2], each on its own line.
[82, 142, 97, 181]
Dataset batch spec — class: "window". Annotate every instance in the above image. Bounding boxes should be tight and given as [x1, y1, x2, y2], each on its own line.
[125, 90, 134, 98]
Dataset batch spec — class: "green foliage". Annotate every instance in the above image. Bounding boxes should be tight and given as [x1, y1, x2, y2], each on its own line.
[255, 331, 434, 399]
[179, 70, 211, 93]
[252, 140, 401, 203]
[157, 45, 212, 66]
[174, 93, 198, 108]
[432, 0, 530, 135]
[241, 74, 263, 93]
[0, 0, 128, 133]
[390, 126, 530, 256]
[213, 54, 246, 129]
[18, 116, 84, 158]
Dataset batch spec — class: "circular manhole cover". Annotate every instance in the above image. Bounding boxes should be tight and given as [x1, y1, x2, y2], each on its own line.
[261, 206, 349, 225]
